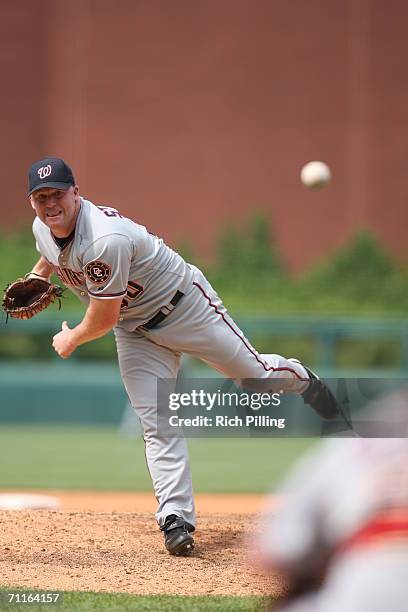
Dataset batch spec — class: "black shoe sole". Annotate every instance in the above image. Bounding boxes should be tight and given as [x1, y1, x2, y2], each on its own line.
[166, 533, 195, 556]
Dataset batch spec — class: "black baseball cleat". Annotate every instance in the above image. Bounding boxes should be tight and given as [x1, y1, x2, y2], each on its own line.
[301, 366, 340, 420]
[160, 514, 195, 556]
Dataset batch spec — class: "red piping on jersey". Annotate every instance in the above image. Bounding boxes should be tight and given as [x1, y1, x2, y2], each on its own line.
[192, 281, 304, 380]
[339, 511, 408, 553]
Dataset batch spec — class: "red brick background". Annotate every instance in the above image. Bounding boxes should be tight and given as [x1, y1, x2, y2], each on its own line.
[1, 0, 407, 270]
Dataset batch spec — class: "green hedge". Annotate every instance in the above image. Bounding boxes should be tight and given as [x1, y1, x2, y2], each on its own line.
[201, 214, 408, 316]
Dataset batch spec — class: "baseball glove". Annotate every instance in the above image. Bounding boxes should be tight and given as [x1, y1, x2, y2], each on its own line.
[2, 276, 64, 321]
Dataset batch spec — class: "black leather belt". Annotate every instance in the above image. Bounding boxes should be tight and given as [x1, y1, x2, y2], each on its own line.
[143, 290, 184, 330]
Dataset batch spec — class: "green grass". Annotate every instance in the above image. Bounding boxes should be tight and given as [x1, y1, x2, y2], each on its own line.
[0, 425, 315, 493]
[0, 591, 268, 611]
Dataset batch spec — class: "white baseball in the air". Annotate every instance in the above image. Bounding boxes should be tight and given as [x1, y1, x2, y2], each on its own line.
[300, 161, 331, 189]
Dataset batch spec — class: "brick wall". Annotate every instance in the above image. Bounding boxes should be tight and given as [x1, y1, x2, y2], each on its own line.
[1, 0, 407, 269]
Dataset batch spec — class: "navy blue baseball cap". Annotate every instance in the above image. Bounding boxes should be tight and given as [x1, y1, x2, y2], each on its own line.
[28, 157, 76, 196]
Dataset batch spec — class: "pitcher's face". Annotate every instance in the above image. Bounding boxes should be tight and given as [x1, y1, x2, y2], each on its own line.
[30, 185, 80, 237]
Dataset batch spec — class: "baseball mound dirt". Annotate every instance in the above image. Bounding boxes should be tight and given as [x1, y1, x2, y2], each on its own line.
[0, 509, 281, 597]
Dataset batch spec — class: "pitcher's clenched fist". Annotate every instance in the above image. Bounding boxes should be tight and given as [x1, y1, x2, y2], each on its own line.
[53, 321, 77, 358]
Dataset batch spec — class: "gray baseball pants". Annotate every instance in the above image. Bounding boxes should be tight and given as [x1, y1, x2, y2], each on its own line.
[114, 267, 309, 528]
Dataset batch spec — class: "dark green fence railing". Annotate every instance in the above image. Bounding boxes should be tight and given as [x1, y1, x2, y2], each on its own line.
[1, 312, 407, 423]
[2, 311, 408, 369]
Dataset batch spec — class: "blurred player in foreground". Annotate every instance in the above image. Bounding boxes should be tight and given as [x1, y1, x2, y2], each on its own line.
[255, 390, 408, 612]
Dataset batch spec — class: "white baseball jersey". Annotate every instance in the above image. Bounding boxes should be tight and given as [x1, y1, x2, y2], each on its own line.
[33, 198, 194, 329]
[32, 194, 310, 531]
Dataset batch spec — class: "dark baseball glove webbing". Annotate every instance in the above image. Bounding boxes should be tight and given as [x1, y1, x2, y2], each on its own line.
[2, 276, 64, 321]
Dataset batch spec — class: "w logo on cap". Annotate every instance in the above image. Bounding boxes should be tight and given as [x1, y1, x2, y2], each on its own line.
[28, 157, 75, 196]
[38, 165, 52, 179]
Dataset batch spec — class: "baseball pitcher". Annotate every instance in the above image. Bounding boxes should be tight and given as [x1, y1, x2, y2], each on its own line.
[7, 157, 341, 556]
